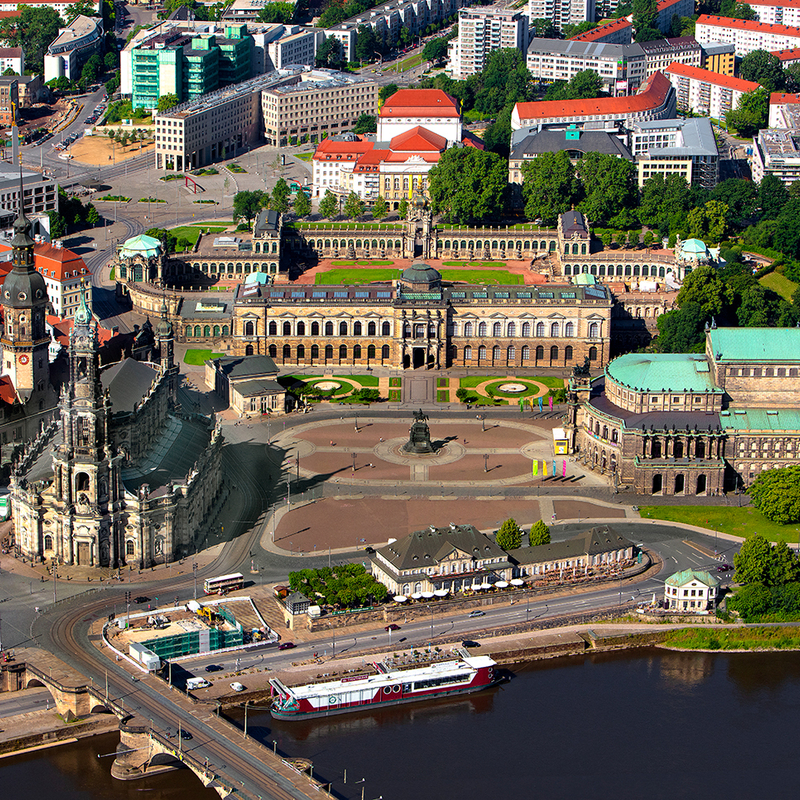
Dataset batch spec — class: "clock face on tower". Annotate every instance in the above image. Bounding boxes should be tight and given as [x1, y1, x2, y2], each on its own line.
[18, 354, 29, 365]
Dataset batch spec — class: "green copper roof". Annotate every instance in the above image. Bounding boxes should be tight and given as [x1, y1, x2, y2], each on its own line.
[119, 233, 161, 259]
[709, 328, 800, 363]
[606, 353, 721, 393]
[719, 408, 800, 431]
[665, 568, 720, 588]
[573, 272, 597, 285]
[681, 238, 708, 255]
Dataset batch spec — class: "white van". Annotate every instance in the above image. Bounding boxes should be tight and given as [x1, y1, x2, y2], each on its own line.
[186, 677, 211, 690]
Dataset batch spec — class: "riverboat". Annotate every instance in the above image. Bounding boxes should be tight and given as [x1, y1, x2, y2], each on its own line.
[269, 655, 501, 720]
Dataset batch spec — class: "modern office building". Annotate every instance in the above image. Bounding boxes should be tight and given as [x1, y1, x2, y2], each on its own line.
[528, 0, 595, 32]
[0, 165, 58, 217]
[43, 14, 102, 83]
[694, 14, 800, 57]
[751, 125, 800, 186]
[250, 24, 324, 72]
[124, 23, 254, 110]
[448, 6, 528, 79]
[512, 71, 676, 130]
[665, 62, 760, 120]
[629, 117, 719, 189]
[526, 39, 646, 94]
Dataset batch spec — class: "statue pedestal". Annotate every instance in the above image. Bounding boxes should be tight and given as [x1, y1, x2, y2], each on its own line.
[401, 413, 436, 455]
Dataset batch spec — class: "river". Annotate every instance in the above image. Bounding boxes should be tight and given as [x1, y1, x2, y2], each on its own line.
[3, 648, 799, 800]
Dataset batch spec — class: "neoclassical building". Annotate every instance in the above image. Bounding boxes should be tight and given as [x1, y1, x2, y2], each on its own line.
[566, 326, 800, 495]
[10, 290, 225, 569]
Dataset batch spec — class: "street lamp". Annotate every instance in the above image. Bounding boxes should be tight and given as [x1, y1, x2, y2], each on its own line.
[192, 562, 198, 600]
[483, 454, 488, 473]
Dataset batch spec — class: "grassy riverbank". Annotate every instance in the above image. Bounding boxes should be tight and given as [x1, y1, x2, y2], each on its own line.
[663, 626, 800, 650]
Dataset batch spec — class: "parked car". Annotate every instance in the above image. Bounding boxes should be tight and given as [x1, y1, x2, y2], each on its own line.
[717, 563, 734, 572]
[204, 664, 223, 672]
[385, 624, 401, 631]
[278, 642, 296, 651]
[468, 610, 485, 618]
[133, 595, 150, 604]
[230, 682, 245, 692]
[461, 640, 480, 648]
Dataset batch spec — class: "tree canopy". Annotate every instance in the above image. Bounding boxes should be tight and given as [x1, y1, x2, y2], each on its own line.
[529, 520, 551, 546]
[0, 6, 63, 73]
[496, 518, 523, 551]
[726, 87, 769, 137]
[316, 35, 345, 71]
[319, 189, 338, 219]
[232, 190, 268, 227]
[521, 151, 581, 225]
[256, 1, 294, 23]
[288, 564, 388, 607]
[749, 465, 800, 523]
[739, 49, 784, 92]
[293, 187, 311, 217]
[352, 113, 377, 134]
[576, 153, 637, 224]
[157, 93, 180, 113]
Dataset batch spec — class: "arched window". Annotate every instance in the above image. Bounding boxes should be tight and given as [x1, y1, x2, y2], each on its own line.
[339, 344, 347, 359]
[213, 325, 220, 337]
[507, 322, 516, 337]
[185, 326, 191, 338]
[589, 346, 598, 361]
[353, 344, 362, 359]
[521, 345, 530, 360]
[297, 321, 305, 336]
[536, 322, 545, 337]
[565, 345, 573, 361]
[203, 325, 211, 337]
[297, 344, 305, 359]
[126, 539, 134, 556]
[194, 325, 201, 337]
[311, 321, 320, 336]
[283, 321, 291, 336]
[311, 344, 319, 359]
[268, 321, 277, 336]
[382, 321, 391, 336]
[589, 322, 599, 338]
[492, 345, 501, 361]
[44, 534, 53, 550]
[478, 345, 487, 360]
[536, 345, 544, 360]
[550, 322, 559, 338]
[493, 322, 502, 337]
[245, 344, 253, 355]
[325, 321, 334, 336]
[478, 322, 487, 337]
[282, 344, 291, 360]
[507, 346, 515, 362]
[381, 344, 390, 359]
[353, 321, 362, 336]
[269, 344, 277, 358]
[339, 321, 348, 336]
[550, 345, 558, 361]
[464, 345, 472, 360]
[522, 322, 530, 338]
[367, 344, 376, 358]
[245, 321, 254, 336]
[464, 321, 473, 337]
[325, 344, 333, 359]
[368, 321, 376, 336]
[565, 322, 574, 337]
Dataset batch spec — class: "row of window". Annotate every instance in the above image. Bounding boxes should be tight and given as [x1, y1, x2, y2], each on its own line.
[268, 343, 391, 360]
[185, 324, 230, 338]
[457, 344, 591, 362]
[564, 264, 670, 277]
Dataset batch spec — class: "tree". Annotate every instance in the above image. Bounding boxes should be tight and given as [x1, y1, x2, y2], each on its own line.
[119, 130, 129, 148]
[739, 49, 784, 92]
[749, 465, 800, 523]
[758, 173, 788, 220]
[562, 20, 597, 38]
[643, 230, 655, 248]
[48, 75, 71, 92]
[352, 113, 377, 134]
[677, 264, 727, 318]
[473, 49, 532, 115]
[316, 35, 345, 71]
[529, 18, 558, 37]
[80, 52, 101, 84]
[398, 197, 409, 219]
[428, 147, 508, 224]
[720, 0, 757, 18]
[0, 6, 63, 74]
[64, 0, 96, 18]
[270, 192, 289, 214]
[379, 83, 399, 103]
[232, 189, 268, 227]
[726, 87, 769, 137]
[319, 189, 338, 219]
[48, 210, 67, 239]
[256, 1, 293, 22]
[273, 177, 290, 206]
[576, 153, 637, 224]
[482, 105, 512, 156]
[655, 301, 706, 352]
[710, 178, 757, 228]
[735, 534, 777, 585]
[106, 129, 116, 143]
[2, 66, 15, 76]
[521, 151, 581, 225]
[104, 50, 118, 71]
[293, 189, 311, 218]
[157, 93, 179, 114]
[343, 191, 365, 219]
[771, 540, 800, 585]
[639, 173, 690, 229]
[371, 195, 388, 219]
[85, 203, 100, 227]
[355, 24, 378, 62]
[422, 36, 449, 63]
[568, 69, 603, 100]
[529, 520, 551, 546]
[496, 518, 522, 551]
[686, 200, 729, 242]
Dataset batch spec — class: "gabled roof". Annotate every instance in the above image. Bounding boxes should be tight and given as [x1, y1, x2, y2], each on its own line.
[313, 135, 374, 160]
[212, 354, 278, 380]
[100, 358, 159, 414]
[513, 72, 672, 122]
[0, 374, 16, 406]
[380, 89, 459, 119]
[696, 13, 800, 36]
[770, 91, 800, 105]
[0, 241, 89, 283]
[568, 18, 631, 42]
[665, 62, 760, 92]
[772, 48, 800, 62]
[708, 327, 800, 363]
[389, 125, 447, 151]
[509, 526, 635, 566]
[665, 568, 720, 588]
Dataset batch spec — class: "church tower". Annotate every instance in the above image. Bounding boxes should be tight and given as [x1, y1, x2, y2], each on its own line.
[51, 282, 121, 567]
[0, 171, 50, 400]
[156, 297, 178, 404]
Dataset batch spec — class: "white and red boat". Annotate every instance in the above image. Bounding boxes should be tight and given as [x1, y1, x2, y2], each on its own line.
[269, 655, 501, 720]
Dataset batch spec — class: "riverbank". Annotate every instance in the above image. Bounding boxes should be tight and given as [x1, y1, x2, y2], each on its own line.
[659, 625, 800, 651]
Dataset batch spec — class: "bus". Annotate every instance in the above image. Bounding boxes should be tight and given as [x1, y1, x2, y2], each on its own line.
[203, 573, 244, 595]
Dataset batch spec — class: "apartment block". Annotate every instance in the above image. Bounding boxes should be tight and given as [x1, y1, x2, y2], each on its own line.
[526, 39, 647, 93]
[665, 62, 760, 120]
[448, 6, 528, 79]
[528, 0, 595, 32]
[695, 14, 800, 57]
[639, 36, 702, 80]
[655, 0, 694, 33]
[700, 41, 736, 75]
[768, 90, 800, 126]
[568, 18, 633, 44]
[630, 117, 719, 189]
[736, 0, 800, 26]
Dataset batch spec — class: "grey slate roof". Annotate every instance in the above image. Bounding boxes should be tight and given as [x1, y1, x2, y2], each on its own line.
[509, 525, 635, 565]
[510, 129, 632, 161]
[233, 377, 285, 397]
[101, 359, 158, 414]
[254, 208, 280, 236]
[213, 354, 278, 380]
[376, 524, 508, 572]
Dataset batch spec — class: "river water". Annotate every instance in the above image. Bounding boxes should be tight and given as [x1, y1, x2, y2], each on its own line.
[3, 648, 800, 800]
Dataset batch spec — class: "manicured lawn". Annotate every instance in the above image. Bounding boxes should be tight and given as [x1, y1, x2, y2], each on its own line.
[441, 270, 522, 284]
[295, 153, 313, 161]
[340, 374, 379, 387]
[389, 54, 423, 72]
[442, 261, 507, 268]
[109, 267, 115, 280]
[331, 260, 395, 266]
[436, 377, 449, 388]
[760, 271, 799, 302]
[437, 389, 449, 402]
[184, 349, 222, 365]
[485, 380, 543, 398]
[457, 390, 506, 406]
[168, 225, 226, 247]
[316, 269, 399, 284]
[389, 377, 401, 388]
[388, 389, 401, 401]
[638, 505, 800, 544]
[460, 376, 491, 388]
[305, 378, 355, 396]
[460, 376, 566, 391]
[522, 376, 566, 389]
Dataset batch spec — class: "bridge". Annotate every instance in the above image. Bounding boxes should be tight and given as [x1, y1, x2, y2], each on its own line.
[1, 648, 328, 800]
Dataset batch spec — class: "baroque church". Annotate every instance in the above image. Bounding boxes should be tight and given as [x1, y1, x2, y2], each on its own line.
[7, 199, 225, 569]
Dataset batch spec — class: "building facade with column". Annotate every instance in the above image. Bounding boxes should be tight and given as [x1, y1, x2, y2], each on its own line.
[565, 326, 800, 496]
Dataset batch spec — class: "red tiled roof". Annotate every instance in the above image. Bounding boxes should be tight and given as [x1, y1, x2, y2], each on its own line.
[313, 135, 374, 161]
[514, 71, 673, 122]
[657, 0, 686, 8]
[0, 374, 16, 405]
[746, 0, 800, 6]
[770, 91, 800, 104]
[462, 130, 485, 149]
[696, 14, 800, 37]
[389, 126, 448, 151]
[353, 149, 390, 171]
[569, 18, 632, 42]
[0, 241, 89, 282]
[0, 10, 21, 17]
[47, 314, 113, 347]
[380, 89, 459, 118]
[0, 47, 21, 57]
[772, 48, 800, 61]
[665, 61, 760, 91]
[382, 151, 441, 163]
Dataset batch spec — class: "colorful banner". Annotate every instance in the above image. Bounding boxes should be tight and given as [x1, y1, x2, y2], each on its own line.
[562, 459, 567, 477]
[538, 397, 543, 412]
[553, 459, 556, 476]
[543, 460, 548, 477]
[549, 396, 553, 411]
[532, 459, 538, 476]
